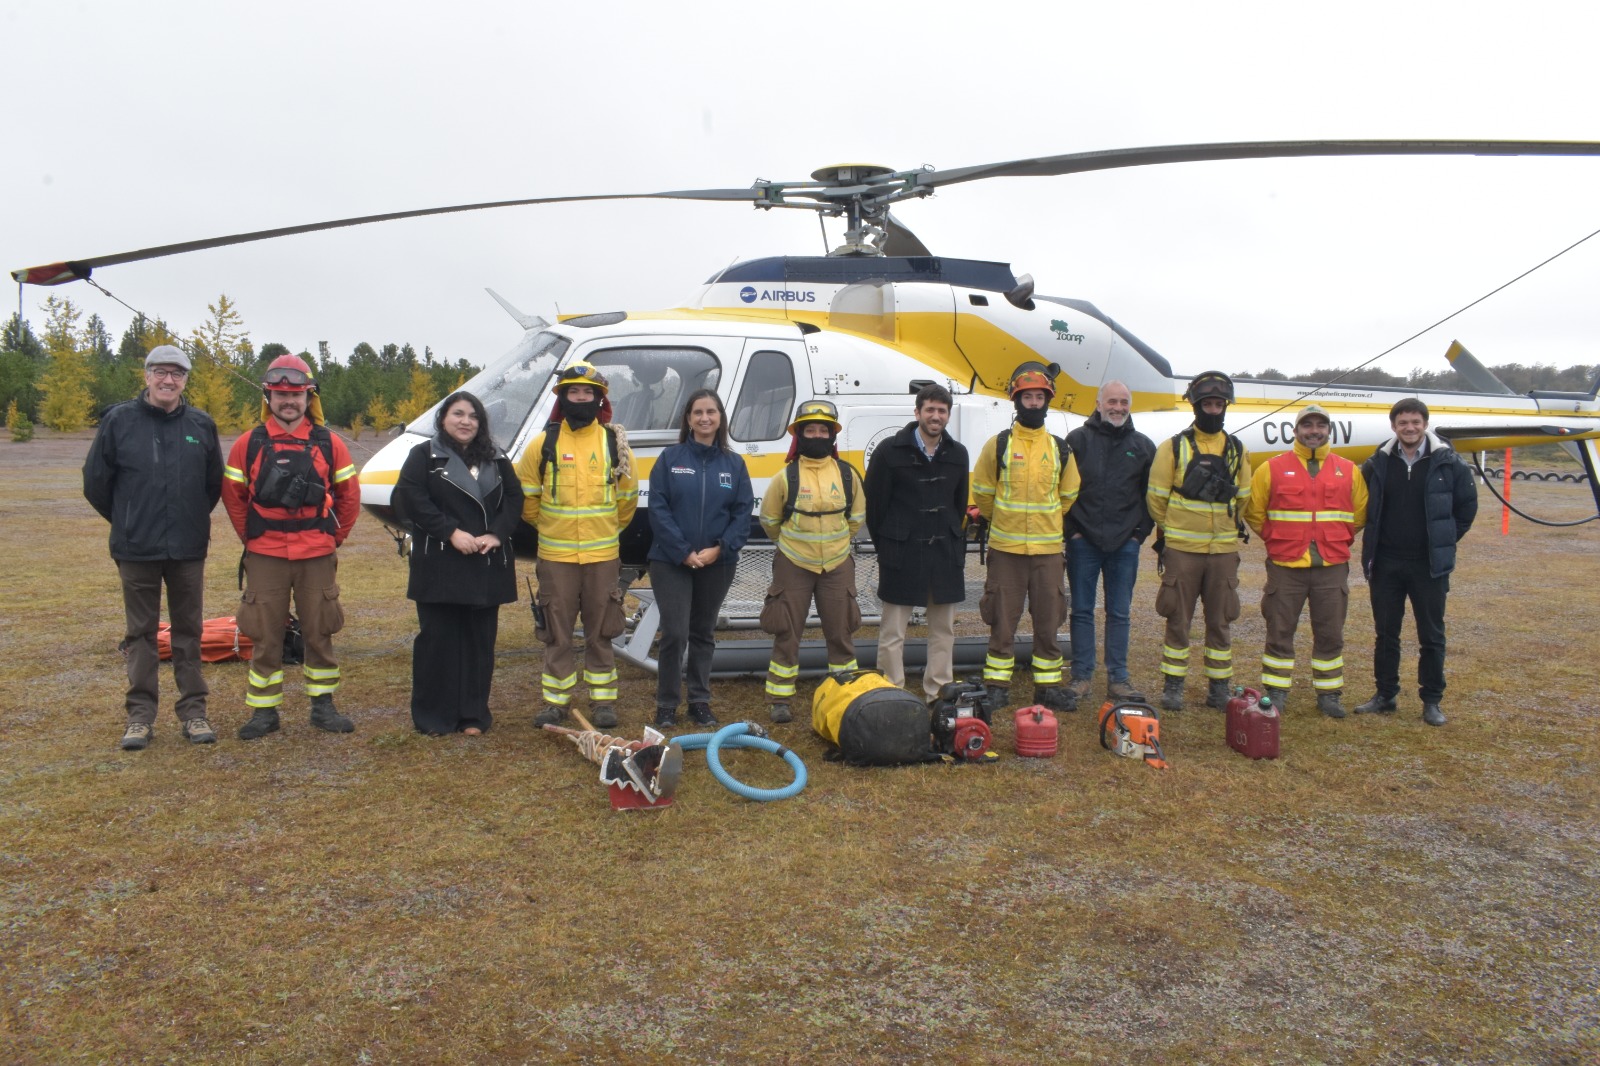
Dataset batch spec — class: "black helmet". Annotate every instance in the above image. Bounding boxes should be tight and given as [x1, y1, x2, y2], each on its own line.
[1184, 371, 1234, 405]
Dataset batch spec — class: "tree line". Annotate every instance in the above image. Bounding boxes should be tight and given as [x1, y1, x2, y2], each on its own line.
[1237, 362, 1600, 393]
[1, 295, 482, 439]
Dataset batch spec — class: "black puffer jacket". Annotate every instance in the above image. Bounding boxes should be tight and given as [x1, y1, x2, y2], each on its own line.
[864, 422, 970, 605]
[1065, 410, 1156, 552]
[82, 392, 223, 562]
[392, 438, 522, 607]
[1360, 432, 1477, 579]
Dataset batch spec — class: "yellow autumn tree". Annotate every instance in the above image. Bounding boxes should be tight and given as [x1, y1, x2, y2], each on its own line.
[37, 296, 95, 431]
[364, 393, 395, 433]
[7, 398, 33, 442]
[188, 295, 252, 432]
[390, 365, 439, 425]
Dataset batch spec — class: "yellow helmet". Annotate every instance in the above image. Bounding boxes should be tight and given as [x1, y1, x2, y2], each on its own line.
[551, 362, 610, 396]
[788, 398, 842, 434]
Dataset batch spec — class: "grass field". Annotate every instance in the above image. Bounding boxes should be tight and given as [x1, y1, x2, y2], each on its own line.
[2, 428, 1597, 1064]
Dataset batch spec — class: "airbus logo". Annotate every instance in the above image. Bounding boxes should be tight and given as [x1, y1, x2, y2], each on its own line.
[738, 287, 817, 304]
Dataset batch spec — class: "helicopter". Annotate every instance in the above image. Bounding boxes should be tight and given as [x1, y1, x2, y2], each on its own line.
[16, 139, 1600, 676]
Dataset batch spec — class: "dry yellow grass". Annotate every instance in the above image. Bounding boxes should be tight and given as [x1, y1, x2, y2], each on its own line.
[2, 429, 1597, 1064]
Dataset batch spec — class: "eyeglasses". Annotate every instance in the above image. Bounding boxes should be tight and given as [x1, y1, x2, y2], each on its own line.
[147, 367, 188, 380]
[263, 367, 313, 387]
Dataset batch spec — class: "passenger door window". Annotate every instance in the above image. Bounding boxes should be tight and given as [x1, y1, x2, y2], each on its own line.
[730, 349, 797, 442]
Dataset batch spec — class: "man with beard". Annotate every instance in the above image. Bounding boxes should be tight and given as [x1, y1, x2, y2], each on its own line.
[1062, 380, 1156, 711]
[516, 363, 638, 729]
[865, 382, 970, 701]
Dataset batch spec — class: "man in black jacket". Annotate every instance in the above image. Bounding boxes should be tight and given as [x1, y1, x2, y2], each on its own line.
[1355, 398, 1478, 726]
[865, 383, 970, 699]
[83, 345, 225, 750]
[1063, 381, 1156, 711]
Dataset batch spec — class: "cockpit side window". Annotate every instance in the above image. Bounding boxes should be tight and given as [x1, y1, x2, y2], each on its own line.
[406, 330, 569, 450]
[730, 350, 796, 442]
[585, 347, 721, 433]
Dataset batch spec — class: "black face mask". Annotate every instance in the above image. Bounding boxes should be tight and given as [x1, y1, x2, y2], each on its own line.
[1014, 400, 1047, 430]
[797, 435, 835, 459]
[1193, 405, 1225, 434]
[563, 397, 600, 427]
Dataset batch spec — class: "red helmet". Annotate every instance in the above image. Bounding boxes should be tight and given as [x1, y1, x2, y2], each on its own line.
[262, 353, 317, 393]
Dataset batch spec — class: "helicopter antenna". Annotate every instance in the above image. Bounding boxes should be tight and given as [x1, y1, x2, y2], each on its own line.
[818, 213, 829, 255]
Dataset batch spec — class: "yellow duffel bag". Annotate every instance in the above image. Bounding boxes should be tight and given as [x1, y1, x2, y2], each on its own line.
[811, 670, 938, 765]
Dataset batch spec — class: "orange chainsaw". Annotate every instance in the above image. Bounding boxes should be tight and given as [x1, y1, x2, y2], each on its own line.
[1098, 701, 1168, 770]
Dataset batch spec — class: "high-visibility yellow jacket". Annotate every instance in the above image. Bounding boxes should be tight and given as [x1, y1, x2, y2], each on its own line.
[1244, 440, 1368, 567]
[514, 420, 638, 563]
[971, 424, 1079, 556]
[1146, 427, 1252, 555]
[759, 456, 865, 573]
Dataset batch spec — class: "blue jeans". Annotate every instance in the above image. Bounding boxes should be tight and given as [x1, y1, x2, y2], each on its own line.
[1067, 536, 1140, 684]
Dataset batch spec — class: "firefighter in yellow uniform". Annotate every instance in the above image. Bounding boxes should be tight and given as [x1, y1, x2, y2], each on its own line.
[971, 362, 1079, 713]
[1147, 370, 1252, 712]
[1243, 404, 1368, 718]
[515, 363, 638, 729]
[758, 400, 866, 723]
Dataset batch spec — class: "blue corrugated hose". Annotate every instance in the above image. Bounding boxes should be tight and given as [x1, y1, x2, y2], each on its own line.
[673, 722, 807, 802]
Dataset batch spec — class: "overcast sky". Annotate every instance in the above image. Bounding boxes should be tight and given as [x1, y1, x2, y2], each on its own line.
[5, 0, 1599, 380]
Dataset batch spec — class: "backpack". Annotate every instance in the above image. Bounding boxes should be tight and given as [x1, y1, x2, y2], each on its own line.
[780, 456, 859, 523]
[245, 424, 336, 538]
[1171, 428, 1244, 507]
[994, 427, 1071, 477]
[812, 670, 941, 766]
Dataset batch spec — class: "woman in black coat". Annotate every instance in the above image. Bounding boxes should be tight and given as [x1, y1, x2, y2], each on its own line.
[392, 391, 522, 735]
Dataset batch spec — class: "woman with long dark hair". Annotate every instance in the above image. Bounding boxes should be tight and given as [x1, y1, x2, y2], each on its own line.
[646, 388, 754, 728]
[392, 391, 522, 735]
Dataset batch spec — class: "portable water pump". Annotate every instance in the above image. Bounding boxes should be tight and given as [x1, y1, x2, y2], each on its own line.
[929, 681, 995, 762]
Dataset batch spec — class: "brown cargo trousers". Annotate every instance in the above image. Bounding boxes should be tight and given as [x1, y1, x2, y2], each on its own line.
[1155, 548, 1240, 681]
[238, 551, 345, 710]
[980, 549, 1065, 687]
[1259, 561, 1349, 693]
[762, 552, 861, 700]
[534, 556, 625, 707]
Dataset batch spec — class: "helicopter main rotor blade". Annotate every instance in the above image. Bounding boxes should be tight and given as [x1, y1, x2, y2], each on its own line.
[920, 139, 1600, 188]
[882, 211, 932, 257]
[10, 186, 771, 285]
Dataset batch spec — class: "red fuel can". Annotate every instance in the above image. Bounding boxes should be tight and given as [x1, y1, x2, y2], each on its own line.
[1226, 690, 1280, 760]
[1013, 705, 1059, 758]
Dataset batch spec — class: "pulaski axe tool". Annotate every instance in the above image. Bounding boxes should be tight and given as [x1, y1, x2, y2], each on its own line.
[543, 708, 683, 811]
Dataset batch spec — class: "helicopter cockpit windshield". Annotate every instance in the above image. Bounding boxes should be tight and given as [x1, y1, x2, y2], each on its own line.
[406, 329, 570, 449]
[583, 346, 722, 442]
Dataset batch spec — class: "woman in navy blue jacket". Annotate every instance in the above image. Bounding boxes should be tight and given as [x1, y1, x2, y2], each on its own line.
[647, 388, 754, 728]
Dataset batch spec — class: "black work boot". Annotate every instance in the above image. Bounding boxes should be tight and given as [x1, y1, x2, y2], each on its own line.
[238, 708, 281, 741]
[1263, 687, 1289, 714]
[686, 702, 718, 727]
[1422, 703, 1447, 727]
[534, 705, 566, 727]
[983, 685, 1010, 713]
[1317, 691, 1346, 719]
[1206, 679, 1232, 711]
[309, 695, 354, 733]
[590, 704, 618, 730]
[1159, 676, 1185, 712]
[1034, 686, 1073, 714]
[1354, 693, 1398, 715]
[768, 702, 792, 724]
[654, 707, 679, 730]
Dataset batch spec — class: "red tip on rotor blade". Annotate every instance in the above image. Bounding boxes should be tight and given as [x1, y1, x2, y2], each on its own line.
[11, 262, 89, 286]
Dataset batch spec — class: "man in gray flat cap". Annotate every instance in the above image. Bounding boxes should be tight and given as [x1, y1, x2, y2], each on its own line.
[83, 345, 224, 750]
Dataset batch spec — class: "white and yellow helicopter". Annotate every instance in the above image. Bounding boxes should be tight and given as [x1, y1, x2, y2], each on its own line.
[16, 139, 1600, 673]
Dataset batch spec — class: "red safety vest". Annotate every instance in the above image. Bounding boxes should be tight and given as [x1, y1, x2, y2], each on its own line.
[1261, 450, 1357, 564]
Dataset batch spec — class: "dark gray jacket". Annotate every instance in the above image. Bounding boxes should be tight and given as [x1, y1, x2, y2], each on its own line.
[1360, 431, 1477, 579]
[82, 392, 223, 562]
[1065, 410, 1156, 552]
